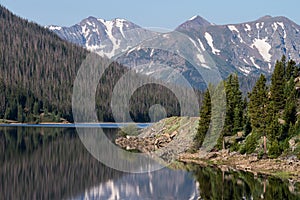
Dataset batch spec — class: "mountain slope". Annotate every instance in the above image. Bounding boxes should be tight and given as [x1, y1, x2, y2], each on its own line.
[0, 5, 88, 121]
[176, 15, 300, 75]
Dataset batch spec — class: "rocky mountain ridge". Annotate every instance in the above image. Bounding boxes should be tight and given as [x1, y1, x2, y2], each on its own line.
[47, 15, 300, 90]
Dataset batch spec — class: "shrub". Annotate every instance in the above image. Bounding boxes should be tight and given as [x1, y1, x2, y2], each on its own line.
[243, 132, 258, 154]
[118, 124, 139, 137]
[268, 140, 282, 158]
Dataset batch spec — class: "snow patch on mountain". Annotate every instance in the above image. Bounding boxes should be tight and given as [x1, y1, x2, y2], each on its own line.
[94, 18, 122, 57]
[239, 66, 251, 75]
[204, 32, 220, 54]
[251, 37, 272, 62]
[245, 24, 251, 31]
[228, 25, 245, 43]
[271, 22, 278, 35]
[48, 25, 62, 31]
[150, 48, 154, 57]
[250, 57, 260, 69]
[243, 58, 250, 65]
[114, 19, 127, 38]
[189, 15, 198, 21]
[188, 38, 210, 69]
[198, 39, 205, 51]
[82, 25, 90, 40]
[277, 22, 287, 38]
[228, 25, 239, 33]
[256, 22, 264, 30]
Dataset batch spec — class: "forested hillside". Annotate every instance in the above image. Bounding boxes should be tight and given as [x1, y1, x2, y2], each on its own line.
[0, 6, 195, 123]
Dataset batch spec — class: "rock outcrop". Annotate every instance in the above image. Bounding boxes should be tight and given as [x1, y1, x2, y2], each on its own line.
[115, 117, 199, 162]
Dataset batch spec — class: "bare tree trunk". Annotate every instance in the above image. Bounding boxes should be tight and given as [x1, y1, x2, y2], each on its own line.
[263, 135, 267, 156]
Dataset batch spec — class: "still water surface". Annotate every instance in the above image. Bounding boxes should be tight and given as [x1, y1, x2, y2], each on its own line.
[0, 127, 299, 199]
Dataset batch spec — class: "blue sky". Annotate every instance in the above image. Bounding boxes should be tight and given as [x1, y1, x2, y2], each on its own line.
[1, 0, 300, 29]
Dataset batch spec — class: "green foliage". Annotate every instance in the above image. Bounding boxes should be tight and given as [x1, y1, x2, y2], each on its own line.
[242, 132, 258, 154]
[243, 116, 252, 137]
[118, 124, 139, 137]
[268, 140, 282, 158]
[285, 59, 297, 80]
[266, 115, 281, 142]
[270, 56, 287, 113]
[248, 74, 268, 136]
[193, 89, 211, 150]
[197, 57, 299, 157]
[209, 74, 244, 150]
[283, 80, 297, 127]
[222, 74, 244, 137]
[229, 141, 240, 152]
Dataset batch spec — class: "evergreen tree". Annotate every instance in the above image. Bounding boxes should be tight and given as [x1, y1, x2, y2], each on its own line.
[286, 59, 296, 80]
[243, 115, 252, 137]
[270, 58, 286, 113]
[231, 74, 244, 133]
[248, 74, 268, 136]
[266, 114, 280, 141]
[282, 77, 297, 139]
[284, 95, 297, 126]
[222, 74, 244, 136]
[194, 89, 211, 150]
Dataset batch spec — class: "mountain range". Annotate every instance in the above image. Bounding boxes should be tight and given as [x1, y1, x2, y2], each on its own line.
[48, 15, 300, 81]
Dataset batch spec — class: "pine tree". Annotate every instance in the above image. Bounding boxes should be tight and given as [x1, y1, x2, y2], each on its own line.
[243, 115, 252, 137]
[284, 95, 297, 126]
[231, 74, 244, 133]
[270, 58, 286, 113]
[286, 59, 296, 80]
[194, 89, 211, 150]
[248, 74, 268, 135]
[222, 74, 243, 136]
[282, 77, 297, 139]
[266, 114, 280, 141]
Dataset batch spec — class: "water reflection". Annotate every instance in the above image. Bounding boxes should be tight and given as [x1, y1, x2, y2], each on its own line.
[1, 127, 299, 199]
[0, 127, 198, 199]
[186, 163, 300, 200]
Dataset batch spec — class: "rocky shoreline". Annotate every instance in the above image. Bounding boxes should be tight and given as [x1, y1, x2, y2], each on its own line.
[115, 116, 300, 183]
[178, 150, 300, 182]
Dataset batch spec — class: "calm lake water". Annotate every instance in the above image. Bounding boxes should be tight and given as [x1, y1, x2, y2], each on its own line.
[0, 126, 299, 200]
